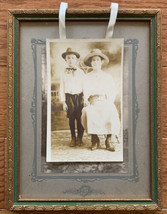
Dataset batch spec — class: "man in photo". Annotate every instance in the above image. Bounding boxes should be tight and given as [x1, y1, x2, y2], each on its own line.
[60, 48, 85, 147]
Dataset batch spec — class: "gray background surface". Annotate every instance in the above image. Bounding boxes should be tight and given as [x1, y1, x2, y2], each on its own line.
[19, 20, 150, 200]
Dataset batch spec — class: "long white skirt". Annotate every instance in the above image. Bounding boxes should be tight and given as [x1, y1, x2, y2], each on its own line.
[81, 100, 120, 135]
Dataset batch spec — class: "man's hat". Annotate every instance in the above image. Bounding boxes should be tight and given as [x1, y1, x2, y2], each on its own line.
[84, 49, 109, 67]
[62, 48, 80, 59]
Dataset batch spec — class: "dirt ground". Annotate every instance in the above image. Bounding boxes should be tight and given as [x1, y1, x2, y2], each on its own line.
[50, 130, 123, 162]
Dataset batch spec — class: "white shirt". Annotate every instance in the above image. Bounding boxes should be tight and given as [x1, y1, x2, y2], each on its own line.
[60, 66, 85, 102]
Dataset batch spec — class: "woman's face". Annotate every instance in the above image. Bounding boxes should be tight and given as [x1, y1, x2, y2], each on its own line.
[91, 55, 103, 69]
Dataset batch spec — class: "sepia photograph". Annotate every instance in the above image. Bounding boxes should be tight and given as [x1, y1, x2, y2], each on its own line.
[46, 39, 124, 162]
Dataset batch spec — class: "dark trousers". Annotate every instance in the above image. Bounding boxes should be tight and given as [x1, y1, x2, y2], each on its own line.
[69, 112, 84, 139]
[65, 93, 84, 139]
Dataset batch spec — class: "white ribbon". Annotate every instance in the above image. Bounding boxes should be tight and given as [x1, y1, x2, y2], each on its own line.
[58, 2, 118, 39]
[59, 2, 68, 39]
[105, 3, 118, 38]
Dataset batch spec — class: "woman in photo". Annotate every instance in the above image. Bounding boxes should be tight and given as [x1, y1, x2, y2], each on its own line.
[81, 49, 120, 151]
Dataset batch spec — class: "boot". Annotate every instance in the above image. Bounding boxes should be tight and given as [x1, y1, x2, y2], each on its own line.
[70, 136, 76, 147]
[77, 136, 84, 146]
[91, 135, 100, 151]
[105, 135, 115, 152]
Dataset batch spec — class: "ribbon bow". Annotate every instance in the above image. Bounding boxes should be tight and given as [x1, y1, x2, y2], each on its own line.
[66, 67, 77, 74]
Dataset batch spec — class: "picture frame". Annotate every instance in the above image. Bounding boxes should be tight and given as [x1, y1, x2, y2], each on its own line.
[7, 8, 162, 211]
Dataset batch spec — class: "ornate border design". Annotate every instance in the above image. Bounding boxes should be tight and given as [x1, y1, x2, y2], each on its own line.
[7, 11, 14, 210]
[9, 204, 160, 211]
[30, 39, 139, 182]
[9, 8, 161, 16]
[63, 185, 104, 197]
[156, 10, 162, 208]
[7, 9, 162, 211]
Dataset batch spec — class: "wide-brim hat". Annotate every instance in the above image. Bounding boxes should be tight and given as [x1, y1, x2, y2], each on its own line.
[62, 48, 80, 59]
[84, 49, 109, 67]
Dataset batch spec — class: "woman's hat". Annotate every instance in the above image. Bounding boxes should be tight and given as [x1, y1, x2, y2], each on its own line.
[84, 49, 109, 67]
[62, 48, 80, 59]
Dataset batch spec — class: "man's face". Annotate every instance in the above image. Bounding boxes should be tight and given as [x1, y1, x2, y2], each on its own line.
[65, 54, 77, 67]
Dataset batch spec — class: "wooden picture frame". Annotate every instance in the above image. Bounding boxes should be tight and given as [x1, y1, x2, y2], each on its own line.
[7, 9, 162, 211]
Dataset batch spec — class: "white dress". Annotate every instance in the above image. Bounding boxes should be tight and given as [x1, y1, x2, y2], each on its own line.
[81, 70, 120, 135]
